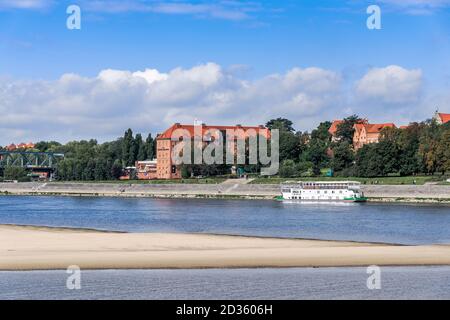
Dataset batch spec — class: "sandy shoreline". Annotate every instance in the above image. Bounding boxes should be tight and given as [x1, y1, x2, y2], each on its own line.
[1, 224, 450, 270]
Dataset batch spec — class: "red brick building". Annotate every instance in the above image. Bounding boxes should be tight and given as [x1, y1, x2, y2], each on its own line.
[135, 160, 158, 180]
[155, 123, 270, 179]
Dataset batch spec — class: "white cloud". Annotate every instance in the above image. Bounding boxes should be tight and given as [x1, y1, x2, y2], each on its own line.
[355, 65, 423, 104]
[82, 0, 260, 21]
[0, 63, 344, 144]
[0, 63, 432, 145]
[0, 0, 262, 20]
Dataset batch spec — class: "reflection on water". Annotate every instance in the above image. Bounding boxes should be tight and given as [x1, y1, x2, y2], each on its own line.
[1, 267, 449, 300]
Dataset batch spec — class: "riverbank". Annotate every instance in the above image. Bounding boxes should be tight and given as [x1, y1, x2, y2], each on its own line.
[1, 224, 450, 270]
[0, 182, 449, 203]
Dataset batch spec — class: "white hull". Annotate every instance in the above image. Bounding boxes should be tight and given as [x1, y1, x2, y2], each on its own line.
[280, 181, 366, 203]
[281, 200, 358, 205]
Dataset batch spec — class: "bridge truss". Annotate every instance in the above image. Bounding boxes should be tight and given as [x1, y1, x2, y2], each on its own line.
[0, 151, 65, 169]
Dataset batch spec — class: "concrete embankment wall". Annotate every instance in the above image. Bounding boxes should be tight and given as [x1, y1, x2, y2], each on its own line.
[361, 185, 450, 200]
[0, 182, 449, 202]
[0, 182, 279, 199]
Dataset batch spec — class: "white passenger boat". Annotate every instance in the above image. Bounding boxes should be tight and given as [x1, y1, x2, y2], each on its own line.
[278, 181, 367, 202]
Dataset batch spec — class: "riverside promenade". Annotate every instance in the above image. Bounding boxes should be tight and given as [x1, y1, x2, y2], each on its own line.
[0, 181, 449, 203]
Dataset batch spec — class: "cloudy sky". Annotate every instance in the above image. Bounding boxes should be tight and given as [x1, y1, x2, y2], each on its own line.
[1, 0, 450, 144]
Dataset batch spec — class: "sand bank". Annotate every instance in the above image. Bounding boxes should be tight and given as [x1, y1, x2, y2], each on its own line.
[1, 225, 449, 270]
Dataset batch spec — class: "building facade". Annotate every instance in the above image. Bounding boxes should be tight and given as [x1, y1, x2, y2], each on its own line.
[353, 123, 396, 150]
[155, 123, 270, 179]
[135, 160, 158, 180]
[328, 120, 344, 142]
[328, 119, 396, 150]
[434, 111, 450, 124]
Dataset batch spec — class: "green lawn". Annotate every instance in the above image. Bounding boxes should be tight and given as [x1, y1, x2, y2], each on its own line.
[250, 176, 447, 185]
[55, 178, 227, 184]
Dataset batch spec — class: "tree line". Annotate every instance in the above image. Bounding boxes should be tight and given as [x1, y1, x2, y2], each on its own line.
[1, 116, 448, 181]
[0, 130, 156, 182]
[273, 116, 449, 178]
[54, 130, 156, 181]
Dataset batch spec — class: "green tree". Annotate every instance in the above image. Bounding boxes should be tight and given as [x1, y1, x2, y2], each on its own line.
[4, 166, 28, 180]
[418, 121, 441, 174]
[122, 129, 134, 166]
[311, 121, 332, 142]
[145, 133, 155, 160]
[135, 133, 146, 161]
[375, 138, 399, 175]
[279, 159, 298, 178]
[436, 124, 450, 174]
[265, 118, 295, 132]
[396, 123, 422, 176]
[335, 114, 363, 145]
[111, 159, 123, 179]
[279, 130, 302, 162]
[35, 141, 62, 152]
[331, 142, 354, 173]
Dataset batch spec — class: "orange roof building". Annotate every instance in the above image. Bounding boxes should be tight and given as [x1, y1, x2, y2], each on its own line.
[434, 112, 450, 124]
[6, 144, 17, 151]
[4, 142, 35, 151]
[135, 160, 158, 180]
[328, 119, 368, 142]
[328, 120, 344, 137]
[156, 123, 270, 179]
[353, 123, 396, 150]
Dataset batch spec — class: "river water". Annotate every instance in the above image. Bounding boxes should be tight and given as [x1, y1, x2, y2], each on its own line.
[0, 196, 449, 244]
[1, 267, 450, 300]
[1, 196, 449, 299]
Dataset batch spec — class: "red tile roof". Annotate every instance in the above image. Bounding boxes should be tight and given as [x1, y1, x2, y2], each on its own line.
[328, 120, 343, 135]
[353, 123, 397, 134]
[157, 124, 270, 139]
[354, 123, 366, 133]
[366, 123, 396, 133]
[437, 113, 450, 124]
[3, 142, 35, 151]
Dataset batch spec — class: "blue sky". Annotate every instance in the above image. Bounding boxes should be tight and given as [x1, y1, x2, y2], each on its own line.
[1, 0, 450, 143]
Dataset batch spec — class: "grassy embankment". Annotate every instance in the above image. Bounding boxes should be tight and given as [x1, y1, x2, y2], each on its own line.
[48, 176, 449, 185]
[55, 178, 227, 184]
[250, 176, 448, 185]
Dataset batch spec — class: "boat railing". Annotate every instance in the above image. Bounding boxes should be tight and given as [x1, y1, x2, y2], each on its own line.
[281, 182, 361, 190]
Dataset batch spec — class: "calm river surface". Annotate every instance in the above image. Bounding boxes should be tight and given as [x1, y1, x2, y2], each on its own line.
[1, 267, 450, 300]
[1, 196, 449, 300]
[0, 196, 449, 244]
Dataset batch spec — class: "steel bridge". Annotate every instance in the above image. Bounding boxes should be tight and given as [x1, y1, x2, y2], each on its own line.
[0, 151, 65, 169]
